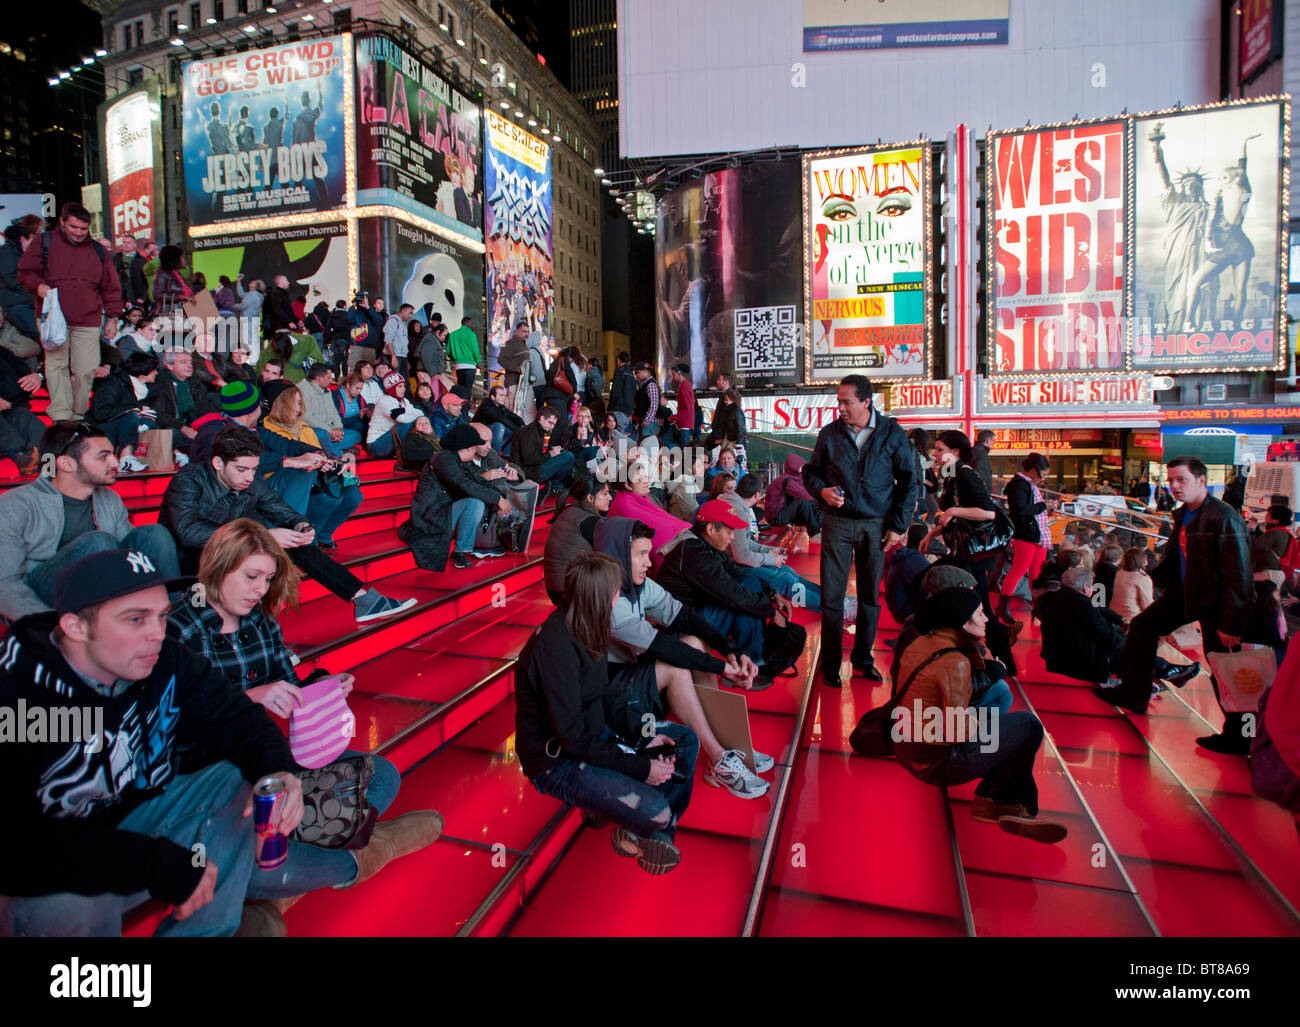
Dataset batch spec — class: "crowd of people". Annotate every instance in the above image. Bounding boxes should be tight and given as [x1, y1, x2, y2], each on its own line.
[1, 203, 1296, 935]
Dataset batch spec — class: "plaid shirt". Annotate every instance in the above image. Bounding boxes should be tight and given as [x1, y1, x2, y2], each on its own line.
[1015, 472, 1051, 549]
[167, 602, 300, 692]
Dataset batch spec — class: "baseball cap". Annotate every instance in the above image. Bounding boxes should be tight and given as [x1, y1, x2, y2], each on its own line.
[695, 498, 749, 529]
[55, 548, 186, 616]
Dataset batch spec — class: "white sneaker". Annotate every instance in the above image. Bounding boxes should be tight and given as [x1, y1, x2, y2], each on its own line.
[175, 452, 189, 467]
[119, 455, 148, 472]
[704, 749, 769, 799]
[843, 596, 858, 625]
[753, 749, 775, 774]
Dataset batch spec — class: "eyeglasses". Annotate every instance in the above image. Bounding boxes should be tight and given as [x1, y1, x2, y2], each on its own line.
[49, 421, 101, 458]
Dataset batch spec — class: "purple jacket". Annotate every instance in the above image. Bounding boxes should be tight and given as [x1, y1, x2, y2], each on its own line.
[765, 454, 814, 520]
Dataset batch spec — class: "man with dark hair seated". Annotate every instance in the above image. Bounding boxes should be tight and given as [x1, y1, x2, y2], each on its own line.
[0, 340, 45, 476]
[0, 421, 180, 623]
[655, 499, 805, 687]
[0, 547, 303, 936]
[514, 404, 575, 494]
[885, 522, 932, 624]
[1038, 566, 1198, 691]
[159, 424, 415, 623]
[473, 383, 525, 453]
[435, 423, 513, 569]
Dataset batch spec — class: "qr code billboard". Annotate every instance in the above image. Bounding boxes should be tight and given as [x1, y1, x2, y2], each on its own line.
[734, 305, 797, 372]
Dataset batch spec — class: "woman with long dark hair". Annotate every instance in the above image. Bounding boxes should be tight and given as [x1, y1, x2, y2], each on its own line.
[1000, 452, 1054, 624]
[923, 429, 1019, 677]
[515, 551, 699, 874]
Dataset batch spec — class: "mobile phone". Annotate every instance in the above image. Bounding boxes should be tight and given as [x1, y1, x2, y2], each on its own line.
[833, 486, 845, 498]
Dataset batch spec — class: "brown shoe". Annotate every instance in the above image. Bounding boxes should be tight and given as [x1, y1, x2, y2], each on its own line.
[17, 447, 40, 477]
[996, 813, 1069, 845]
[338, 810, 445, 889]
[970, 795, 1031, 823]
[1006, 621, 1025, 645]
[234, 900, 287, 937]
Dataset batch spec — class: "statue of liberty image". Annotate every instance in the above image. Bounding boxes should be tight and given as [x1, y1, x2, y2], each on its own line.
[1150, 122, 1260, 327]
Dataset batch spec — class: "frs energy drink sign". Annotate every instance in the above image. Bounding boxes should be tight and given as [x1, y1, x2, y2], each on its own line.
[987, 120, 1126, 374]
[182, 35, 349, 226]
[102, 85, 162, 242]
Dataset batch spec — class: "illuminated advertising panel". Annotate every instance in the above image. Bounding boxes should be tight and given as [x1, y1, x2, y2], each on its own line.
[1130, 98, 1287, 372]
[802, 0, 1008, 51]
[182, 35, 349, 226]
[483, 109, 552, 363]
[804, 141, 932, 382]
[102, 82, 163, 243]
[354, 34, 481, 239]
[986, 119, 1126, 375]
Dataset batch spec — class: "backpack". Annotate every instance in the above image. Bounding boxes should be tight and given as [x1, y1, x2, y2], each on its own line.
[849, 646, 961, 757]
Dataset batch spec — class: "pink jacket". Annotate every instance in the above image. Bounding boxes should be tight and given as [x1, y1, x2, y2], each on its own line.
[608, 490, 691, 569]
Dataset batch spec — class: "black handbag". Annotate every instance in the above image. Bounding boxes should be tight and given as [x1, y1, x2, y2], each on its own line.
[313, 464, 345, 498]
[497, 510, 528, 552]
[292, 754, 378, 851]
[849, 647, 961, 757]
[942, 506, 1014, 561]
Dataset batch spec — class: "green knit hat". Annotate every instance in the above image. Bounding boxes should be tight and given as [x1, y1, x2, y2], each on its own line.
[219, 380, 261, 416]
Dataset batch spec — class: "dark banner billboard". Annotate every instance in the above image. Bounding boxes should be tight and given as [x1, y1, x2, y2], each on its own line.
[656, 161, 804, 389]
[190, 221, 350, 309]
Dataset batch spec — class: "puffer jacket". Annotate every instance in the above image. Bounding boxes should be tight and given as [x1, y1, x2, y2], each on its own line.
[893, 628, 980, 780]
[543, 499, 599, 597]
[1151, 496, 1252, 636]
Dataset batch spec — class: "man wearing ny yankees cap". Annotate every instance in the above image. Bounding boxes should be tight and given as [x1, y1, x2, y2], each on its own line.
[0, 547, 302, 938]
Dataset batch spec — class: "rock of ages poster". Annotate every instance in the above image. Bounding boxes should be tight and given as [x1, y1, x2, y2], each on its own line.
[987, 120, 1126, 374]
[182, 36, 348, 227]
[1131, 99, 1285, 372]
[804, 142, 931, 382]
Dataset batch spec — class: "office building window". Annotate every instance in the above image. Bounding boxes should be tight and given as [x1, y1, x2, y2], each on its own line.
[128, 66, 143, 85]
[168, 9, 179, 34]
[437, 3, 446, 26]
[190, 3, 201, 28]
[214, 0, 224, 19]
[122, 23, 132, 48]
[237, 0, 247, 12]
[334, 7, 352, 28]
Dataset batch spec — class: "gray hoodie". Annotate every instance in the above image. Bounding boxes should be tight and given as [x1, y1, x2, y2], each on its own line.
[0, 477, 133, 620]
[594, 516, 684, 665]
[722, 492, 778, 568]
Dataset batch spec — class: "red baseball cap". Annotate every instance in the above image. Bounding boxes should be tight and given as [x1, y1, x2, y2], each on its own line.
[695, 498, 749, 529]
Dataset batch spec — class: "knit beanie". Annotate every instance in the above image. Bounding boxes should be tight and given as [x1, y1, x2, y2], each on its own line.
[382, 371, 405, 397]
[441, 424, 482, 452]
[914, 587, 982, 635]
[919, 563, 977, 597]
[219, 379, 261, 416]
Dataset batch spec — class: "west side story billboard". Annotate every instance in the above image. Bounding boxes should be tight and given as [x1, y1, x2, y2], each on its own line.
[182, 36, 348, 227]
[804, 141, 932, 382]
[984, 96, 1289, 376]
[354, 34, 482, 239]
[483, 109, 553, 360]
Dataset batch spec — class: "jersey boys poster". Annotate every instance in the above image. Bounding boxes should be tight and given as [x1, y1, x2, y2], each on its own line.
[1131, 99, 1285, 372]
[354, 34, 482, 240]
[182, 36, 348, 227]
[987, 120, 1126, 374]
[804, 142, 931, 382]
[484, 110, 553, 359]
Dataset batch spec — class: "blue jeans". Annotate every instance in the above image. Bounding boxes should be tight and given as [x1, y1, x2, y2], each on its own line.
[27, 525, 181, 607]
[741, 564, 822, 613]
[366, 421, 414, 459]
[341, 429, 364, 450]
[537, 450, 575, 486]
[694, 603, 767, 664]
[265, 466, 317, 515]
[612, 411, 632, 432]
[0, 761, 254, 937]
[307, 424, 344, 458]
[490, 421, 514, 454]
[306, 482, 363, 545]
[924, 711, 1045, 816]
[451, 496, 486, 553]
[529, 722, 698, 844]
[245, 752, 400, 899]
[973, 678, 1013, 716]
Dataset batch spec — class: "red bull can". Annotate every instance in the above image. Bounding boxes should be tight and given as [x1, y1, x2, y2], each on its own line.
[253, 776, 288, 870]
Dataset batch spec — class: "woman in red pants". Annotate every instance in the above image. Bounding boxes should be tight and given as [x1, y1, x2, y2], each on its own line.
[999, 453, 1054, 624]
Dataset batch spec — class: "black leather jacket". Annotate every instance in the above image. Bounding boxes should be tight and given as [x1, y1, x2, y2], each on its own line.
[803, 410, 917, 533]
[1152, 496, 1252, 636]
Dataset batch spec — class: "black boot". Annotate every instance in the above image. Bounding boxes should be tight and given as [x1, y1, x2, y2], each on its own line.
[995, 592, 1018, 625]
[1153, 657, 1200, 688]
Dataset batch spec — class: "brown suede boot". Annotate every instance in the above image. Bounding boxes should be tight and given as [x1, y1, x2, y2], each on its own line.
[970, 795, 1030, 823]
[337, 810, 445, 889]
[234, 900, 287, 937]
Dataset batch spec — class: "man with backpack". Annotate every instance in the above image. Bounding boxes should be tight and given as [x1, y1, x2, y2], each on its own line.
[17, 203, 122, 420]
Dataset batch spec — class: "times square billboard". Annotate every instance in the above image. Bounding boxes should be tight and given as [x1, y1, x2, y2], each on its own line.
[987, 95, 1288, 377]
[181, 35, 349, 226]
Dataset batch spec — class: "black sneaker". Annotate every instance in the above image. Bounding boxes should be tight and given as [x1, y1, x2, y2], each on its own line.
[451, 552, 472, 569]
[610, 827, 681, 875]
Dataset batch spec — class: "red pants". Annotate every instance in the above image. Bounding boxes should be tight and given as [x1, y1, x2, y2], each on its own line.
[1002, 539, 1047, 598]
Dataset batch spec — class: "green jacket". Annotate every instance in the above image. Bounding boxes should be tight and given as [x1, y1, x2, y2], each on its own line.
[446, 325, 480, 366]
[256, 333, 325, 384]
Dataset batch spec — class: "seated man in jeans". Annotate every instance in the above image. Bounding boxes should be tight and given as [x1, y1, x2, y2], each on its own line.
[0, 548, 304, 936]
[0, 421, 180, 623]
[160, 424, 416, 624]
[514, 405, 575, 494]
[433, 423, 512, 569]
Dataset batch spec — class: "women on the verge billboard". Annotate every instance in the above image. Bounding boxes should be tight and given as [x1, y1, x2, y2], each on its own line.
[483, 109, 552, 363]
[182, 35, 349, 226]
[803, 141, 932, 382]
[354, 33, 482, 239]
[986, 117, 1127, 374]
[1130, 98, 1286, 372]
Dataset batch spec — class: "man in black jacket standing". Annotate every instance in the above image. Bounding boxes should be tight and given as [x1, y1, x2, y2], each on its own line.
[803, 375, 917, 687]
[608, 350, 637, 432]
[1103, 455, 1253, 752]
[0, 547, 302, 936]
[971, 429, 995, 494]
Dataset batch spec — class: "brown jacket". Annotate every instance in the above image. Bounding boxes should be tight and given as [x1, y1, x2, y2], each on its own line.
[893, 627, 982, 779]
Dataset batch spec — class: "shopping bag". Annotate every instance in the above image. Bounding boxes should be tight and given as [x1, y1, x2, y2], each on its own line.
[38, 287, 68, 350]
[142, 428, 173, 471]
[288, 676, 355, 769]
[1206, 643, 1277, 713]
